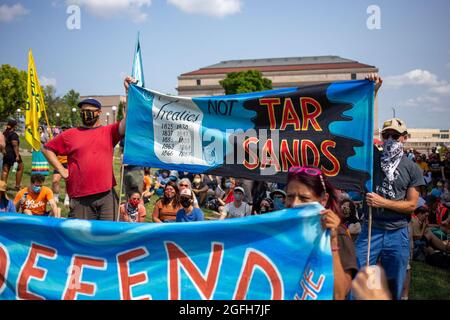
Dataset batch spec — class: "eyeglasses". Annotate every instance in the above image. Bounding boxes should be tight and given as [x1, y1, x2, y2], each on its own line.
[288, 166, 326, 194]
[382, 132, 401, 140]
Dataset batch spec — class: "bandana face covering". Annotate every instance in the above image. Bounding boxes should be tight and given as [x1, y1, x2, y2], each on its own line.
[80, 110, 99, 127]
[381, 138, 404, 182]
[125, 203, 139, 222]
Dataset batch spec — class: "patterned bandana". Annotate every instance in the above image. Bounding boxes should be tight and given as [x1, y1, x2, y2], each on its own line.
[381, 138, 404, 182]
[125, 203, 139, 222]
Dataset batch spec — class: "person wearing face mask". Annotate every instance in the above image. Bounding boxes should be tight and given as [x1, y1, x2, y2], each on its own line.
[257, 197, 274, 214]
[42, 76, 136, 221]
[120, 191, 146, 223]
[355, 114, 424, 300]
[221, 187, 252, 220]
[285, 166, 357, 300]
[13, 174, 60, 217]
[270, 189, 286, 211]
[176, 188, 204, 222]
[0, 180, 15, 213]
[191, 174, 208, 206]
[152, 181, 181, 223]
[178, 178, 200, 208]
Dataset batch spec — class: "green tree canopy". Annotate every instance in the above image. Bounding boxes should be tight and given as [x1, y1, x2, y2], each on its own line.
[219, 70, 272, 95]
[63, 89, 81, 127]
[44, 86, 80, 128]
[0, 64, 27, 120]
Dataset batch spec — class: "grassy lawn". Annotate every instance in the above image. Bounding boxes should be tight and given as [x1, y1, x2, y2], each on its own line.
[3, 152, 449, 300]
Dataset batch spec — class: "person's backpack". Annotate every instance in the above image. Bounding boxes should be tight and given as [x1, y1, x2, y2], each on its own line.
[425, 252, 450, 269]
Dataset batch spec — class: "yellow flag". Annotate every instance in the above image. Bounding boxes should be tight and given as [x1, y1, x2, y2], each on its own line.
[25, 49, 46, 151]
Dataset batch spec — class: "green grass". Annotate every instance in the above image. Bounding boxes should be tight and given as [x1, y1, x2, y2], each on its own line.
[4, 153, 449, 300]
[409, 261, 450, 300]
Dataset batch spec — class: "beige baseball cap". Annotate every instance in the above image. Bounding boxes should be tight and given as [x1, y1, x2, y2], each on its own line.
[382, 118, 408, 134]
[180, 188, 192, 197]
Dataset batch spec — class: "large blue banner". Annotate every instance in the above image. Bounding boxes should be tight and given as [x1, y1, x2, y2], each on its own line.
[124, 80, 374, 192]
[0, 203, 333, 300]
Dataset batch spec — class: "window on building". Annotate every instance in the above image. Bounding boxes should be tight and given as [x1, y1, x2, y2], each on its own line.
[441, 134, 449, 139]
[351, 73, 357, 80]
[196, 79, 201, 86]
[432, 134, 440, 138]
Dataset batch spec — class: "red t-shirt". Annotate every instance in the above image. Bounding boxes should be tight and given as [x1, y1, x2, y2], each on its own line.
[44, 123, 122, 198]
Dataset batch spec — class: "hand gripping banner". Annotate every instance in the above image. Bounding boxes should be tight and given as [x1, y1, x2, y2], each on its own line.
[0, 203, 333, 300]
[124, 80, 374, 192]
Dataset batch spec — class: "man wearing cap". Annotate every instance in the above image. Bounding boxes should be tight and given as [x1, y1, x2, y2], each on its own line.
[355, 115, 424, 300]
[176, 188, 204, 222]
[42, 76, 137, 220]
[221, 186, 252, 219]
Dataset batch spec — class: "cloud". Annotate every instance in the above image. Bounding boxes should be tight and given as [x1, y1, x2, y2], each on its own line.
[430, 84, 450, 96]
[384, 69, 444, 89]
[167, 0, 242, 17]
[446, 63, 450, 69]
[40, 76, 57, 87]
[402, 95, 440, 107]
[0, 3, 29, 23]
[66, 0, 151, 22]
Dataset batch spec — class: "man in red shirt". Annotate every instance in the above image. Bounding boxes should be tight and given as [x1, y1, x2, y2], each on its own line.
[43, 76, 136, 220]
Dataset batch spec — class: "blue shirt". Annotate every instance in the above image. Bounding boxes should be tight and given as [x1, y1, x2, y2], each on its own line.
[176, 207, 204, 222]
[0, 198, 16, 213]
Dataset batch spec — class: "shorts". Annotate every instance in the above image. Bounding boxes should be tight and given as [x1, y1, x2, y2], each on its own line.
[3, 153, 22, 167]
[53, 163, 68, 174]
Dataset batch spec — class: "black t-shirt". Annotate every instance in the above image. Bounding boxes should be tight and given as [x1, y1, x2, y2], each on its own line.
[5, 131, 19, 158]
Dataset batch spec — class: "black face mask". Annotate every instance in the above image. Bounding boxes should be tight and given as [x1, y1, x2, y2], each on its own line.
[180, 198, 192, 208]
[80, 110, 99, 126]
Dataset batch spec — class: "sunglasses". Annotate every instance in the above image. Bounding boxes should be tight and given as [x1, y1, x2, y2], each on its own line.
[288, 166, 326, 194]
[179, 184, 189, 187]
[382, 132, 401, 140]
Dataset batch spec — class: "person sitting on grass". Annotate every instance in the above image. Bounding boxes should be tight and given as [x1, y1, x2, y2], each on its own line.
[178, 178, 200, 208]
[411, 206, 450, 260]
[152, 181, 181, 223]
[120, 191, 147, 223]
[221, 186, 252, 220]
[13, 174, 60, 218]
[0, 180, 15, 213]
[142, 168, 155, 204]
[176, 188, 204, 223]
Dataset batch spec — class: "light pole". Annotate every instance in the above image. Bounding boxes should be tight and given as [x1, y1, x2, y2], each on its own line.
[56, 112, 60, 127]
[112, 105, 117, 123]
[72, 107, 77, 127]
[16, 108, 21, 132]
[106, 112, 110, 125]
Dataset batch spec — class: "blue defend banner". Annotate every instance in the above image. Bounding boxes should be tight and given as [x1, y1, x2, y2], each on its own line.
[0, 203, 333, 300]
[124, 80, 374, 192]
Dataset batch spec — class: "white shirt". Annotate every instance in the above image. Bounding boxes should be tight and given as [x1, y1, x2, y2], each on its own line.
[225, 202, 252, 219]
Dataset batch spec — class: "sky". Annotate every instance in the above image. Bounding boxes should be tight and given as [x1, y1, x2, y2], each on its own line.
[0, 0, 449, 129]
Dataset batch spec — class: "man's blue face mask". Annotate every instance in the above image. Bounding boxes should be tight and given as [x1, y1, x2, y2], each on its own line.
[273, 197, 285, 210]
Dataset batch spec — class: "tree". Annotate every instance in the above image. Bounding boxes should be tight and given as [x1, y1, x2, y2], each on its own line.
[219, 70, 272, 95]
[43, 85, 72, 128]
[63, 89, 81, 127]
[0, 64, 27, 120]
[117, 101, 125, 121]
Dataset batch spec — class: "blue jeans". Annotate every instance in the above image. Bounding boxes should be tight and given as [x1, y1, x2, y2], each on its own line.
[355, 223, 410, 300]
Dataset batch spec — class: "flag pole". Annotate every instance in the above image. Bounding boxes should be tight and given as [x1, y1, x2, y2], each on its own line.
[366, 206, 373, 267]
[117, 160, 125, 222]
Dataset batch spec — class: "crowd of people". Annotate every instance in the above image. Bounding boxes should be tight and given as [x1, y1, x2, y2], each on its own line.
[0, 75, 448, 300]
